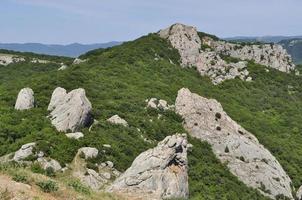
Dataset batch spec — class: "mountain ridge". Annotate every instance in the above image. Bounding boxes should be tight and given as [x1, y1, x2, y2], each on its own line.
[0, 41, 122, 57]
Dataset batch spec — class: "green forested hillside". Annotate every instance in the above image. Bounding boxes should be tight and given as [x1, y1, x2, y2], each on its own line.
[1, 33, 302, 199]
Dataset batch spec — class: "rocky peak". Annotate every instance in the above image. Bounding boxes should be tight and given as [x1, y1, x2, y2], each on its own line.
[159, 23, 202, 67]
[159, 23, 295, 84]
[175, 88, 293, 199]
[108, 133, 189, 199]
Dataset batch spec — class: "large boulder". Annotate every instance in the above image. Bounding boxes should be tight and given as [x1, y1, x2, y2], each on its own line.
[175, 88, 293, 199]
[13, 143, 36, 162]
[48, 88, 92, 132]
[15, 88, 35, 110]
[108, 134, 189, 200]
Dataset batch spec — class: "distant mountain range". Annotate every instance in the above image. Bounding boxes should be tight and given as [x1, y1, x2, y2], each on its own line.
[224, 36, 302, 43]
[0, 42, 122, 57]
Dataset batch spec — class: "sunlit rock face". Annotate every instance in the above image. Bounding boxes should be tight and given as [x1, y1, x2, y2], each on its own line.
[175, 88, 293, 199]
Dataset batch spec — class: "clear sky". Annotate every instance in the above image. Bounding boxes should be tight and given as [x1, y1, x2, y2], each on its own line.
[0, 0, 301, 44]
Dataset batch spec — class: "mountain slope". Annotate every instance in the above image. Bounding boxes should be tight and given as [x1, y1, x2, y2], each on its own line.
[1, 26, 302, 199]
[0, 42, 122, 57]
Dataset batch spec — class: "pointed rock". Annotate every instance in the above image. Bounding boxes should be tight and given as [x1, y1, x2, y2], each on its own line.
[108, 133, 189, 200]
[175, 88, 293, 199]
[48, 88, 92, 132]
[15, 88, 35, 110]
[47, 87, 67, 111]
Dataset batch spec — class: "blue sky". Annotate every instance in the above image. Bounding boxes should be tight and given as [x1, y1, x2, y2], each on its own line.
[0, 0, 301, 44]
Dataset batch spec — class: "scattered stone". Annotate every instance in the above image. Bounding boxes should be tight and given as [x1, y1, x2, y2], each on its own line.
[108, 133, 189, 200]
[175, 88, 293, 199]
[15, 88, 35, 110]
[65, 132, 84, 140]
[48, 87, 93, 132]
[81, 169, 107, 190]
[13, 143, 36, 162]
[37, 157, 62, 172]
[107, 115, 128, 127]
[103, 144, 111, 148]
[146, 98, 173, 110]
[78, 147, 98, 159]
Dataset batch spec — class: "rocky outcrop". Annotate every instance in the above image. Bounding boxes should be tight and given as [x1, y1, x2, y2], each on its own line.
[107, 115, 128, 127]
[0, 54, 25, 66]
[65, 132, 84, 140]
[159, 23, 295, 84]
[203, 37, 295, 73]
[73, 58, 87, 65]
[108, 134, 189, 200]
[175, 88, 293, 199]
[48, 87, 92, 132]
[72, 148, 118, 190]
[15, 88, 35, 110]
[13, 143, 36, 162]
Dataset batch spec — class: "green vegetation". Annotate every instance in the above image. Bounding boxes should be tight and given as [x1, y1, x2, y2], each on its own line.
[1, 33, 302, 199]
[12, 172, 29, 183]
[68, 180, 91, 195]
[197, 31, 219, 41]
[36, 180, 59, 193]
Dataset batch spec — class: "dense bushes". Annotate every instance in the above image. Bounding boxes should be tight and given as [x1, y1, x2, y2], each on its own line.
[36, 180, 59, 193]
[1, 34, 302, 199]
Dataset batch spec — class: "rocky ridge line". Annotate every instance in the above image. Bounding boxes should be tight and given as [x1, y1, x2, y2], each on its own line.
[159, 23, 295, 84]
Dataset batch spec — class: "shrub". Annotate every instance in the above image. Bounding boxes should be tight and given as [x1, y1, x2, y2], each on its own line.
[12, 173, 28, 184]
[36, 180, 59, 193]
[68, 180, 91, 195]
[30, 163, 45, 174]
[45, 167, 55, 177]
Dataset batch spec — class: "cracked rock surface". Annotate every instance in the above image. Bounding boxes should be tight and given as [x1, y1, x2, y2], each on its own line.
[108, 133, 189, 200]
[175, 88, 293, 199]
[48, 87, 92, 132]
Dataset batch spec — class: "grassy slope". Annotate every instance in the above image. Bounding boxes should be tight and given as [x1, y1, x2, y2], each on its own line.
[1, 33, 302, 199]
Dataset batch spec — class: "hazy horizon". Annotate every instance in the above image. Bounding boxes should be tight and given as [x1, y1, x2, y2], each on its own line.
[1, 0, 301, 44]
